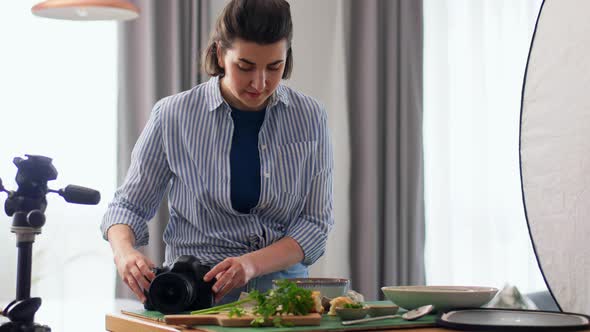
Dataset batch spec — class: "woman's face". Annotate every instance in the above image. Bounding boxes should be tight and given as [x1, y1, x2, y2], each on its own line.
[217, 38, 287, 111]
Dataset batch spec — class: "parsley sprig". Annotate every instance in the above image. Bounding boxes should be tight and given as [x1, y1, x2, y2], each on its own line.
[228, 306, 246, 317]
[250, 279, 314, 327]
[190, 280, 315, 327]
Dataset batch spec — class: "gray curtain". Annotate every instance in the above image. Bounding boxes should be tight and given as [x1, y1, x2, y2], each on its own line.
[115, 0, 210, 299]
[347, 0, 425, 300]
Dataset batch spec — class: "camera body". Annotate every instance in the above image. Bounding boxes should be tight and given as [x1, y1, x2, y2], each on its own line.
[144, 255, 214, 314]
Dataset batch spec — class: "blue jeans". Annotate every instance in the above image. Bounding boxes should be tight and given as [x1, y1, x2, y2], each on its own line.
[216, 263, 308, 305]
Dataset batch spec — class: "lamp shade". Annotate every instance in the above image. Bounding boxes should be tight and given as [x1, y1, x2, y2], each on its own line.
[31, 0, 139, 21]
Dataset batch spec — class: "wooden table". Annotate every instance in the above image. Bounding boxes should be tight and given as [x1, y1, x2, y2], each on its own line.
[105, 312, 448, 332]
[105, 310, 590, 332]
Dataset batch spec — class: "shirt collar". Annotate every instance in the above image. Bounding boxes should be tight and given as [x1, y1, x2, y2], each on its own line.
[206, 75, 225, 112]
[206, 75, 290, 112]
[268, 84, 290, 109]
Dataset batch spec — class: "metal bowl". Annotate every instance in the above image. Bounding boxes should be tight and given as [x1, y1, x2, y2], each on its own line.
[273, 278, 350, 299]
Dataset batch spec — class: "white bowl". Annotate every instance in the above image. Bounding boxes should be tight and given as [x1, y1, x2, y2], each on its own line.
[273, 278, 350, 299]
[381, 286, 498, 312]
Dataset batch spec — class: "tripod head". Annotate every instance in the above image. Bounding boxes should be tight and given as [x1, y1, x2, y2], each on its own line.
[1, 155, 100, 228]
[0, 154, 101, 332]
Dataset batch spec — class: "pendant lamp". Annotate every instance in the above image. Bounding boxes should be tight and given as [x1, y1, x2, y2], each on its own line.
[31, 0, 139, 21]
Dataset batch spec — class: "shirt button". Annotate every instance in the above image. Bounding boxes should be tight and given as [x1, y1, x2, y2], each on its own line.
[264, 172, 271, 178]
[261, 144, 267, 150]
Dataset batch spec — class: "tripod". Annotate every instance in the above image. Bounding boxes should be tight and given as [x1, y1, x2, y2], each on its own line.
[0, 211, 51, 332]
[0, 155, 100, 332]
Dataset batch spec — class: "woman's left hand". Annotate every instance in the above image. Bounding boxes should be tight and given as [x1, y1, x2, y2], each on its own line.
[204, 256, 257, 302]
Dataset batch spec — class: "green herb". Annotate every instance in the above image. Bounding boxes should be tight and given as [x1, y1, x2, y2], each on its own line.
[251, 279, 314, 327]
[190, 280, 314, 327]
[228, 307, 245, 317]
[273, 316, 293, 327]
[252, 316, 265, 326]
[190, 298, 253, 315]
[343, 303, 364, 309]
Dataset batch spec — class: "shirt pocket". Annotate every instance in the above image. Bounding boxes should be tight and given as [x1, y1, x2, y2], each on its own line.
[271, 141, 317, 197]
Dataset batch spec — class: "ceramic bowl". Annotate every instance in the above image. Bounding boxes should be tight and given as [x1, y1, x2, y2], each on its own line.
[381, 285, 498, 312]
[367, 304, 399, 317]
[335, 307, 369, 321]
[273, 278, 350, 299]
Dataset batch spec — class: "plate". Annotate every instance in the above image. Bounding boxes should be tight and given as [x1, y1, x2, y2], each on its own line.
[381, 286, 498, 311]
[437, 308, 590, 331]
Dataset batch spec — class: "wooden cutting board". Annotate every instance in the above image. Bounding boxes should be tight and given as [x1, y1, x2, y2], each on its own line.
[164, 313, 322, 327]
[120, 301, 438, 331]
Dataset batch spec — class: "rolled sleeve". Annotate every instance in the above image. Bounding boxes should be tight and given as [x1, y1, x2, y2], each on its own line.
[100, 101, 172, 248]
[101, 198, 151, 247]
[286, 108, 334, 265]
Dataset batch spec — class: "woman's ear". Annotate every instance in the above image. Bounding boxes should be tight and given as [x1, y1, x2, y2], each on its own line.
[216, 43, 225, 69]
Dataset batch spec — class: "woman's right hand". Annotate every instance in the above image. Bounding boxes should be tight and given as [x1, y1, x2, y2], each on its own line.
[113, 246, 156, 303]
[107, 224, 156, 303]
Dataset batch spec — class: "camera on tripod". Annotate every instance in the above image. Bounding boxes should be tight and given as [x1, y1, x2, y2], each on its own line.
[0, 154, 100, 332]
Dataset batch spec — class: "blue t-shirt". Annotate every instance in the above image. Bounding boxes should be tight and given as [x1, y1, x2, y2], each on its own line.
[229, 106, 266, 214]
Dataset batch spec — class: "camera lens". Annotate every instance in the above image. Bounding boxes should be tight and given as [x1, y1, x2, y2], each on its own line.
[147, 272, 196, 314]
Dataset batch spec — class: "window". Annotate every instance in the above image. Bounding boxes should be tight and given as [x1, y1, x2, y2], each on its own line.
[423, 0, 546, 294]
[0, 2, 116, 330]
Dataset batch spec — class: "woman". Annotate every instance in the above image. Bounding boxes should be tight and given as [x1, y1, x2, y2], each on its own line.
[101, 0, 334, 305]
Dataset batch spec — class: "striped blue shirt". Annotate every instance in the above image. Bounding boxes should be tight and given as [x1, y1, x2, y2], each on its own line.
[101, 76, 334, 268]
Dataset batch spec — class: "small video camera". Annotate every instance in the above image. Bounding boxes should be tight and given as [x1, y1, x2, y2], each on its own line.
[144, 255, 214, 314]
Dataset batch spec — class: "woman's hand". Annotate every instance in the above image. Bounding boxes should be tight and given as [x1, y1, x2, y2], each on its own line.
[113, 246, 156, 303]
[204, 238, 304, 302]
[204, 256, 257, 303]
[107, 224, 156, 303]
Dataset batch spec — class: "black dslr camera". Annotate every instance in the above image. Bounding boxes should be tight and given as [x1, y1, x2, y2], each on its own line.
[144, 255, 215, 314]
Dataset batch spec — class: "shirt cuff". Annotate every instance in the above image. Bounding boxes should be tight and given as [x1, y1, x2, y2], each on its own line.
[100, 201, 150, 248]
[286, 216, 329, 266]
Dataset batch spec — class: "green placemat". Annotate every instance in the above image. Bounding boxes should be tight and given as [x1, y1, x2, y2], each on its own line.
[122, 301, 437, 332]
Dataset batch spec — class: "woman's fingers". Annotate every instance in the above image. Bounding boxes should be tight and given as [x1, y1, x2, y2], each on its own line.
[208, 258, 253, 302]
[126, 275, 146, 302]
[205, 258, 237, 302]
[213, 267, 235, 293]
[204, 259, 231, 282]
[136, 258, 156, 281]
[213, 269, 237, 302]
[129, 264, 151, 290]
[113, 248, 156, 303]
[215, 271, 225, 280]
